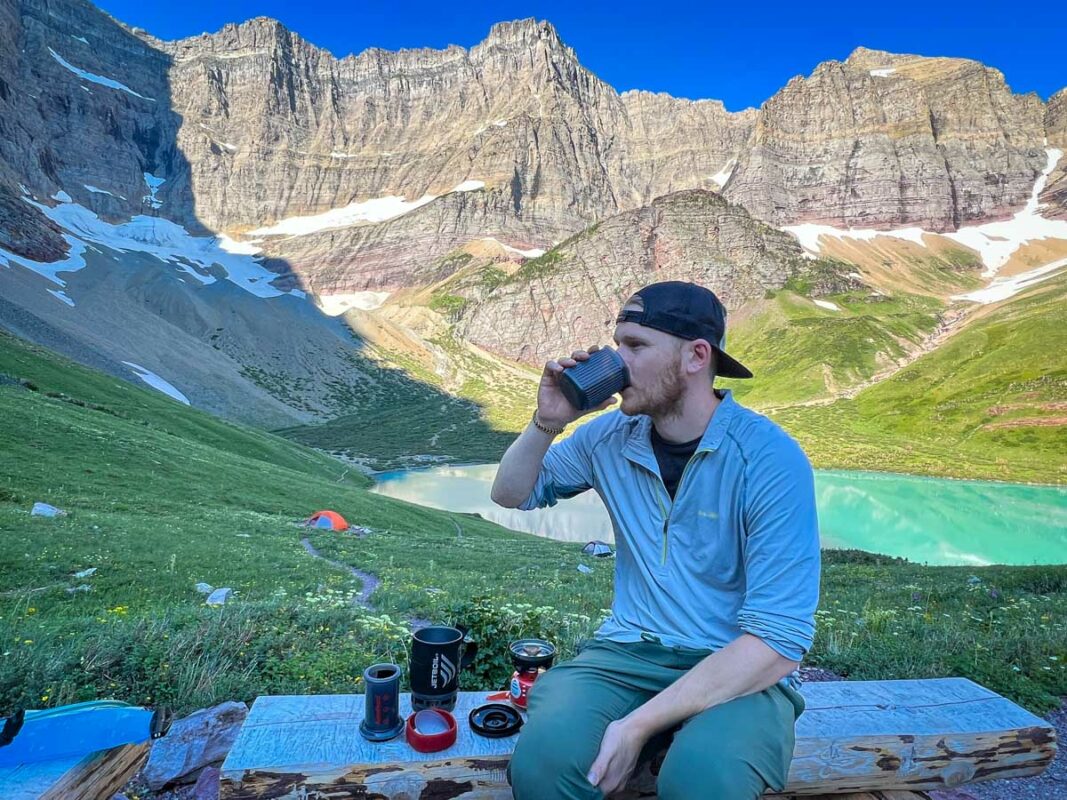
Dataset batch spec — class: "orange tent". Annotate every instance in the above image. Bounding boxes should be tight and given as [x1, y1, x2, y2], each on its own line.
[307, 510, 348, 531]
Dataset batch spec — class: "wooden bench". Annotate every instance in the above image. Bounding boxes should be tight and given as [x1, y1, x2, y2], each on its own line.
[0, 742, 148, 800]
[219, 678, 1056, 799]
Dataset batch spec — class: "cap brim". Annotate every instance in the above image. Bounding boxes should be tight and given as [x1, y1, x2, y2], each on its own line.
[714, 347, 753, 379]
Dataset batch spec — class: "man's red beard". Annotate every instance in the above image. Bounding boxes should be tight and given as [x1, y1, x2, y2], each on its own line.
[620, 354, 686, 420]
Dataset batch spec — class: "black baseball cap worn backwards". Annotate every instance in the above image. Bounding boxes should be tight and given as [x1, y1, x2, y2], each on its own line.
[615, 281, 753, 379]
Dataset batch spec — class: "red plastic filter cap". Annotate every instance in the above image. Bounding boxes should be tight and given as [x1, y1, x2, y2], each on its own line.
[405, 708, 457, 753]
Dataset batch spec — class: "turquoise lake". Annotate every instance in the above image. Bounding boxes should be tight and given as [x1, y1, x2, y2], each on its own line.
[372, 465, 1067, 566]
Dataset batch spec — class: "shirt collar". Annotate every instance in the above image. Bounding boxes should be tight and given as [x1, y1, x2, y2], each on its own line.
[622, 389, 737, 471]
[697, 389, 738, 452]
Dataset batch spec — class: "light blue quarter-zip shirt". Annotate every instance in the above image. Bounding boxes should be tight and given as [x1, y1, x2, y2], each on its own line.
[520, 390, 820, 676]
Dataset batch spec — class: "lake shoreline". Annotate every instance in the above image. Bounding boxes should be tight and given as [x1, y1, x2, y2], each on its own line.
[372, 463, 1067, 567]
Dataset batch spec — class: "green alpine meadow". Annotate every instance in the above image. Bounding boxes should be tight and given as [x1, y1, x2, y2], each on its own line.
[1, 328, 1064, 718]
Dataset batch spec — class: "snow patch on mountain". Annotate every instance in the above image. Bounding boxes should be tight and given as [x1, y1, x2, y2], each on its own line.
[0, 236, 87, 286]
[248, 194, 437, 237]
[245, 178, 486, 239]
[952, 257, 1067, 305]
[480, 237, 546, 258]
[782, 223, 928, 252]
[317, 292, 391, 315]
[85, 184, 126, 199]
[943, 148, 1067, 276]
[451, 180, 485, 193]
[122, 362, 190, 404]
[49, 48, 155, 101]
[709, 160, 735, 189]
[1, 197, 293, 299]
[143, 173, 165, 209]
[47, 289, 76, 307]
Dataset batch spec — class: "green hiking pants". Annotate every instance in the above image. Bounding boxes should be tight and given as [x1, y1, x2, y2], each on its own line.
[508, 639, 805, 800]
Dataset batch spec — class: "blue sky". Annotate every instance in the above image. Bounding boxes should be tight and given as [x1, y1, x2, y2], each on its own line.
[97, 0, 1066, 112]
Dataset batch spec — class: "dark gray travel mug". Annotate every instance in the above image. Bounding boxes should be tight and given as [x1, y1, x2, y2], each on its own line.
[558, 347, 630, 411]
[359, 663, 404, 741]
[410, 625, 478, 712]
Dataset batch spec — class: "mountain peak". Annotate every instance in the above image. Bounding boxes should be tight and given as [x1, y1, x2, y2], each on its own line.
[485, 18, 562, 47]
[846, 46, 897, 61]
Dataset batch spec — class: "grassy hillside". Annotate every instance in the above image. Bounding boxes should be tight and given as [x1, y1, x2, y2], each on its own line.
[279, 309, 538, 470]
[0, 330, 604, 713]
[278, 333, 535, 470]
[1, 331, 1064, 717]
[725, 289, 943, 408]
[332, 251, 1064, 484]
[775, 272, 1067, 483]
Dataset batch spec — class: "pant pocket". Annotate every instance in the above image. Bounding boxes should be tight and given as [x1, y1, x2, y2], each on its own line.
[777, 682, 806, 719]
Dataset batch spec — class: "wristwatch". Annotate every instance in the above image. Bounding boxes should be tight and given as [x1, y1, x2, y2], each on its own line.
[531, 410, 565, 436]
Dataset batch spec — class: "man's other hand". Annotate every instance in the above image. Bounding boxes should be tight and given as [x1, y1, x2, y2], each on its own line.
[586, 718, 645, 796]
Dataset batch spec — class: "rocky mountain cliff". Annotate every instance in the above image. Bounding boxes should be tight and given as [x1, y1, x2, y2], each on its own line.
[725, 47, 1049, 231]
[157, 18, 755, 234]
[1042, 88, 1067, 219]
[451, 189, 814, 364]
[0, 0, 193, 262]
[2, 0, 1063, 293]
[0, 0, 1064, 439]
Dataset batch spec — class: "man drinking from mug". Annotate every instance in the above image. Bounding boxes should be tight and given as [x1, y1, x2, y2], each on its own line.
[491, 281, 820, 800]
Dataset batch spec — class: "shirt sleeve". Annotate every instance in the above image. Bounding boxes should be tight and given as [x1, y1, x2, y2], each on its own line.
[736, 434, 821, 662]
[517, 418, 600, 510]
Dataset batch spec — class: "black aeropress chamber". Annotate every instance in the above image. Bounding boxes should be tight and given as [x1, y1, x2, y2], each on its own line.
[509, 638, 556, 671]
[558, 347, 629, 412]
[359, 663, 404, 742]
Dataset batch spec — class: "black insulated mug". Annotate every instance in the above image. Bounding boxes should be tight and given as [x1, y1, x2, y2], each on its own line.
[558, 347, 630, 411]
[359, 662, 404, 741]
[409, 625, 478, 712]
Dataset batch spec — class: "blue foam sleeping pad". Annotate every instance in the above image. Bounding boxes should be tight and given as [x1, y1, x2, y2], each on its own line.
[0, 700, 165, 767]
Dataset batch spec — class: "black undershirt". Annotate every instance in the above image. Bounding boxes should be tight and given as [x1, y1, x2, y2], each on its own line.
[650, 391, 725, 499]
[651, 427, 702, 500]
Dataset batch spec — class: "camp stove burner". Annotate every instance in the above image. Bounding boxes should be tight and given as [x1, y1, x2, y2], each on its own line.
[509, 639, 556, 670]
[508, 639, 556, 709]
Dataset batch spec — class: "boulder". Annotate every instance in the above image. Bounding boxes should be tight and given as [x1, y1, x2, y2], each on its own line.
[205, 588, 232, 606]
[31, 502, 66, 517]
[143, 701, 247, 789]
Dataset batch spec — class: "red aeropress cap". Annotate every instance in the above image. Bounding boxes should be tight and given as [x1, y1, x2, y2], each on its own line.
[405, 708, 457, 753]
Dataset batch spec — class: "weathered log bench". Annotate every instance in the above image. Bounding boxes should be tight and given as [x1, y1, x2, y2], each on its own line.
[219, 678, 1056, 799]
[0, 741, 148, 800]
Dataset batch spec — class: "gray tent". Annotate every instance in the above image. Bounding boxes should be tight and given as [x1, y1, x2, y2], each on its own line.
[582, 540, 614, 558]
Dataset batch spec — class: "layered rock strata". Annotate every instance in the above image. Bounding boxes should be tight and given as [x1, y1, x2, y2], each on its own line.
[455, 190, 807, 365]
[723, 48, 1049, 232]
[1042, 88, 1067, 220]
[0, 1, 1062, 294]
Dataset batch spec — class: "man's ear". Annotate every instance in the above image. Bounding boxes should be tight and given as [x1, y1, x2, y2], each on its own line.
[686, 339, 714, 375]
